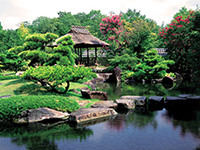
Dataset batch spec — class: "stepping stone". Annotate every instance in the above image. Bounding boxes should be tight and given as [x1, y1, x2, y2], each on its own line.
[91, 101, 117, 109]
[120, 96, 147, 106]
[68, 108, 117, 123]
[0, 95, 12, 99]
[186, 95, 200, 100]
[178, 94, 193, 98]
[164, 96, 188, 110]
[115, 99, 135, 109]
[148, 96, 164, 111]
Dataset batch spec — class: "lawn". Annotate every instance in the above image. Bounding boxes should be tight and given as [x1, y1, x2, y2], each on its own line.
[0, 77, 99, 109]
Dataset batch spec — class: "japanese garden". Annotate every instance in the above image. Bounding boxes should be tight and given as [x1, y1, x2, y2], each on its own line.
[0, 7, 200, 150]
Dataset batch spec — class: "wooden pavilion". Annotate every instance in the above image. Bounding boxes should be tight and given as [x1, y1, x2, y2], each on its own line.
[52, 26, 109, 66]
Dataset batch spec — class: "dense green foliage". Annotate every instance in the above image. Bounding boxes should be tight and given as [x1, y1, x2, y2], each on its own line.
[0, 52, 26, 72]
[124, 19, 160, 57]
[108, 54, 138, 71]
[22, 65, 97, 93]
[48, 35, 77, 66]
[17, 32, 59, 67]
[0, 95, 80, 121]
[133, 49, 175, 81]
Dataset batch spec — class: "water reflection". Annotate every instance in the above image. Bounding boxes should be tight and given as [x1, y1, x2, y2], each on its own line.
[0, 107, 200, 150]
[0, 122, 93, 150]
[98, 82, 200, 100]
[162, 109, 200, 139]
[104, 107, 157, 132]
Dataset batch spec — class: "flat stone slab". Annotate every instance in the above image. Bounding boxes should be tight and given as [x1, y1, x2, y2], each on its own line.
[115, 99, 135, 109]
[120, 96, 147, 106]
[148, 96, 164, 104]
[165, 96, 187, 101]
[14, 107, 69, 123]
[90, 101, 117, 108]
[68, 108, 117, 123]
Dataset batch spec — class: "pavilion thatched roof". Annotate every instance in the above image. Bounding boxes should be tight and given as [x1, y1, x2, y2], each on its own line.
[54, 26, 109, 48]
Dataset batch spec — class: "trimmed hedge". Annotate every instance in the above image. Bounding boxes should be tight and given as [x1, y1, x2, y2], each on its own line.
[0, 95, 80, 121]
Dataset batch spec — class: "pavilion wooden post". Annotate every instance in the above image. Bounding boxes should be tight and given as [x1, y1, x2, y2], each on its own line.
[95, 47, 97, 65]
[75, 48, 78, 64]
[80, 48, 82, 65]
[87, 47, 89, 66]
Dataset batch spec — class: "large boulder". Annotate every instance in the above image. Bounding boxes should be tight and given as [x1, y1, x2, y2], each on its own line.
[115, 99, 135, 109]
[81, 90, 108, 100]
[68, 108, 117, 123]
[113, 66, 122, 82]
[91, 101, 117, 109]
[14, 107, 69, 123]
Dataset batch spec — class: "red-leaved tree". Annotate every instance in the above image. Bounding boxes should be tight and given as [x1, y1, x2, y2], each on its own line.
[159, 11, 195, 79]
[100, 14, 129, 57]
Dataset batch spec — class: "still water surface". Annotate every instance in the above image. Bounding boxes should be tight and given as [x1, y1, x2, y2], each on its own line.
[0, 82, 200, 150]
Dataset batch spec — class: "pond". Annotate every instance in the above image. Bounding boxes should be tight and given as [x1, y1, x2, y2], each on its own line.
[0, 82, 200, 150]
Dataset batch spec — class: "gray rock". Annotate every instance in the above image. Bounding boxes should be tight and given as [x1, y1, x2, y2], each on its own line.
[14, 107, 69, 123]
[120, 96, 147, 106]
[97, 73, 112, 81]
[81, 90, 108, 100]
[113, 66, 121, 82]
[68, 108, 117, 123]
[115, 99, 135, 109]
[91, 101, 117, 109]
[106, 66, 122, 82]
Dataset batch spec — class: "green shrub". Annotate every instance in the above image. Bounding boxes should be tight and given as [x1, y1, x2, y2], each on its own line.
[108, 54, 138, 71]
[121, 70, 134, 81]
[22, 65, 97, 94]
[133, 49, 175, 81]
[0, 95, 80, 121]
